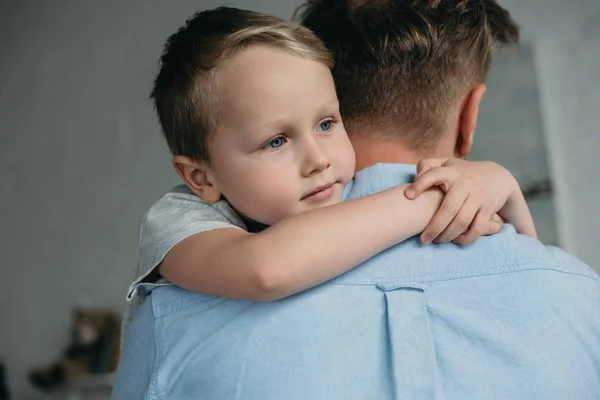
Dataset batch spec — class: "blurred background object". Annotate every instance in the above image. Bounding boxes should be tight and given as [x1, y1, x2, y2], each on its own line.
[28, 308, 119, 395]
[0, 360, 10, 400]
[0, 0, 598, 398]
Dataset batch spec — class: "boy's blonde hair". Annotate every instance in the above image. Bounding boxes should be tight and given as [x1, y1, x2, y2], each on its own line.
[151, 7, 333, 162]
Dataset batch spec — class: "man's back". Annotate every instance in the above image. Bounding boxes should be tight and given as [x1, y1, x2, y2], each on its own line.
[113, 164, 600, 400]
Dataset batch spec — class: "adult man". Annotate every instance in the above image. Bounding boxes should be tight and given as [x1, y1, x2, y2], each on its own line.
[113, 1, 600, 399]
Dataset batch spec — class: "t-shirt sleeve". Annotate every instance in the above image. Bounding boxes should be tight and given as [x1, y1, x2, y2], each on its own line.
[126, 185, 246, 301]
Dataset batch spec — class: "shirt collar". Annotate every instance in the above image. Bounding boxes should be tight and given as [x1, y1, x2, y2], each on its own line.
[344, 163, 417, 200]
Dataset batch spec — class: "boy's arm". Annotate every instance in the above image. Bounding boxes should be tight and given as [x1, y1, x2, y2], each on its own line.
[497, 183, 537, 238]
[160, 184, 443, 301]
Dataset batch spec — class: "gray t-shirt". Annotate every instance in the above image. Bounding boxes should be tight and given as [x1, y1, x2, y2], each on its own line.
[124, 185, 245, 322]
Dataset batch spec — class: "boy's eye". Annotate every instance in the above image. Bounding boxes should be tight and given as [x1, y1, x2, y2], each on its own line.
[317, 119, 333, 132]
[265, 136, 286, 149]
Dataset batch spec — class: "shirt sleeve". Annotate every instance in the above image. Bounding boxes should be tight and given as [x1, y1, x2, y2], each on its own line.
[127, 185, 246, 301]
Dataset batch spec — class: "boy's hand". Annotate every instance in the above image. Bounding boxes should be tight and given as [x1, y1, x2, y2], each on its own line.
[405, 158, 518, 245]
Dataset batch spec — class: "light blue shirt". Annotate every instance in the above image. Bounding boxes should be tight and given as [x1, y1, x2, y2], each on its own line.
[113, 163, 600, 400]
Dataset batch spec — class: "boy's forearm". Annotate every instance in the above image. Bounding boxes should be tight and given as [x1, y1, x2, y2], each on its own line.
[246, 184, 443, 300]
[498, 180, 538, 239]
[163, 184, 442, 301]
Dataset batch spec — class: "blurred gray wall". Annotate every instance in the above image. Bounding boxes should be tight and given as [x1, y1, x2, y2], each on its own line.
[499, 0, 600, 275]
[0, 0, 598, 398]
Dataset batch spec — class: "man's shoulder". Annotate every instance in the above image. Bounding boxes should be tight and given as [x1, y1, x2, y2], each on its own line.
[473, 225, 597, 281]
[332, 225, 599, 285]
[538, 242, 598, 280]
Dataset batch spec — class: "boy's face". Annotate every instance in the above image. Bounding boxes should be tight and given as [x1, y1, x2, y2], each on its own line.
[205, 45, 355, 225]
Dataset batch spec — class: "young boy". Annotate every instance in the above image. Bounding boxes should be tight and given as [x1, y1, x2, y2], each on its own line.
[126, 7, 535, 309]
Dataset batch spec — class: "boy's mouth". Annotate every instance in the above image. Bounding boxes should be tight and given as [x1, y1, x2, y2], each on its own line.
[301, 183, 335, 202]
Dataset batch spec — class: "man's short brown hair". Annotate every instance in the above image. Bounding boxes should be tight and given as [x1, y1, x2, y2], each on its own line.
[297, 0, 519, 151]
[151, 7, 333, 162]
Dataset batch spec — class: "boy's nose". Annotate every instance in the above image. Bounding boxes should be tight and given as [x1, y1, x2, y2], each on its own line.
[301, 139, 331, 177]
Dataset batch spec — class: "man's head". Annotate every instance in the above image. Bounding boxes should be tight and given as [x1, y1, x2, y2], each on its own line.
[152, 8, 355, 224]
[298, 0, 519, 166]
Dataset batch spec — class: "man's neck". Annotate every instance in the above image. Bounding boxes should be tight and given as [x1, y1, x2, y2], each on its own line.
[352, 138, 452, 172]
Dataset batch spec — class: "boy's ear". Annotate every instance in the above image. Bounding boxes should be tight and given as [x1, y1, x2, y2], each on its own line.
[455, 83, 486, 158]
[173, 155, 222, 203]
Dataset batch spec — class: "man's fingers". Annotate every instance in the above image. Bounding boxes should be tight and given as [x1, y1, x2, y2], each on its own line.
[406, 166, 454, 199]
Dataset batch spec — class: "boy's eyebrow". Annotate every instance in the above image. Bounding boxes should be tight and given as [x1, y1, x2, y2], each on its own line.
[317, 98, 340, 111]
[258, 98, 341, 131]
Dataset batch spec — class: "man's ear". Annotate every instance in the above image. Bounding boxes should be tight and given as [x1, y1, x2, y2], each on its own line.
[173, 155, 222, 203]
[455, 83, 486, 158]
